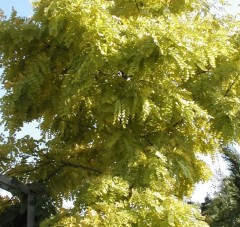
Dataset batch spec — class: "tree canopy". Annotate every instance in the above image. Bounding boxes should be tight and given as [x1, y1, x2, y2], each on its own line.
[0, 0, 240, 226]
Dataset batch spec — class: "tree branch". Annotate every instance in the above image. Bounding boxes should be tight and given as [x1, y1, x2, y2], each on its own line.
[224, 80, 236, 97]
[60, 161, 102, 174]
[0, 196, 14, 213]
[43, 153, 102, 174]
[172, 119, 184, 128]
[44, 165, 64, 182]
[7, 161, 52, 176]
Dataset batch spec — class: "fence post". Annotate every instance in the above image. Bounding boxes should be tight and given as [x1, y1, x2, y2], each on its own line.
[0, 174, 36, 227]
[27, 189, 36, 227]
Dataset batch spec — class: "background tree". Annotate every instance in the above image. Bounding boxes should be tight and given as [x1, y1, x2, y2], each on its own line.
[0, 194, 27, 227]
[201, 144, 240, 226]
[0, 0, 239, 226]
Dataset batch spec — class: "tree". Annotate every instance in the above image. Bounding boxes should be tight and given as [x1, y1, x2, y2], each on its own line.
[0, 0, 239, 226]
[201, 145, 240, 226]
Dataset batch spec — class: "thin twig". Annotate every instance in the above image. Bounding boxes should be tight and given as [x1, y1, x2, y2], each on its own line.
[224, 80, 236, 97]
[43, 152, 102, 173]
[45, 165, 64, 182]
[172, 119, 184, 128]
[8, 161, 52, 176]
[60, 161, 102, 174]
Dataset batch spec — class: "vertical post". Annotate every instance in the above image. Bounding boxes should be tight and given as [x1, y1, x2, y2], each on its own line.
[0, 174, 37, 226]
[27, 190, 35, 227]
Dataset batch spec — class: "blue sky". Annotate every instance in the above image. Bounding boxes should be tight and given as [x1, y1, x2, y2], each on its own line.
[0, 0, 32, 17]
[0, 0, 239, 18]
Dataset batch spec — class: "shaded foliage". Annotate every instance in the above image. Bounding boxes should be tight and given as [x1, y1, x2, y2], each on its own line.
[201, 145, 240, 226]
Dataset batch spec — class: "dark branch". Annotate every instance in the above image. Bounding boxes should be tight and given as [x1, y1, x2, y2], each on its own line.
[195, 65, 212, 76]
[43, 153, 102, 174]
[44, 165, 64, 182]
[0, 196, 14, 213]
[224, 80, 236, 97]
[7, 161, 52, 176]
[172, 119, 184, 128]
[54, 118, 96, 131]
[60, 161, 102, 174]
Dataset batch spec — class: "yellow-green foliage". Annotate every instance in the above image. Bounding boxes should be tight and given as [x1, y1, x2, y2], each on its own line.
[0, 0, 239, 226]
